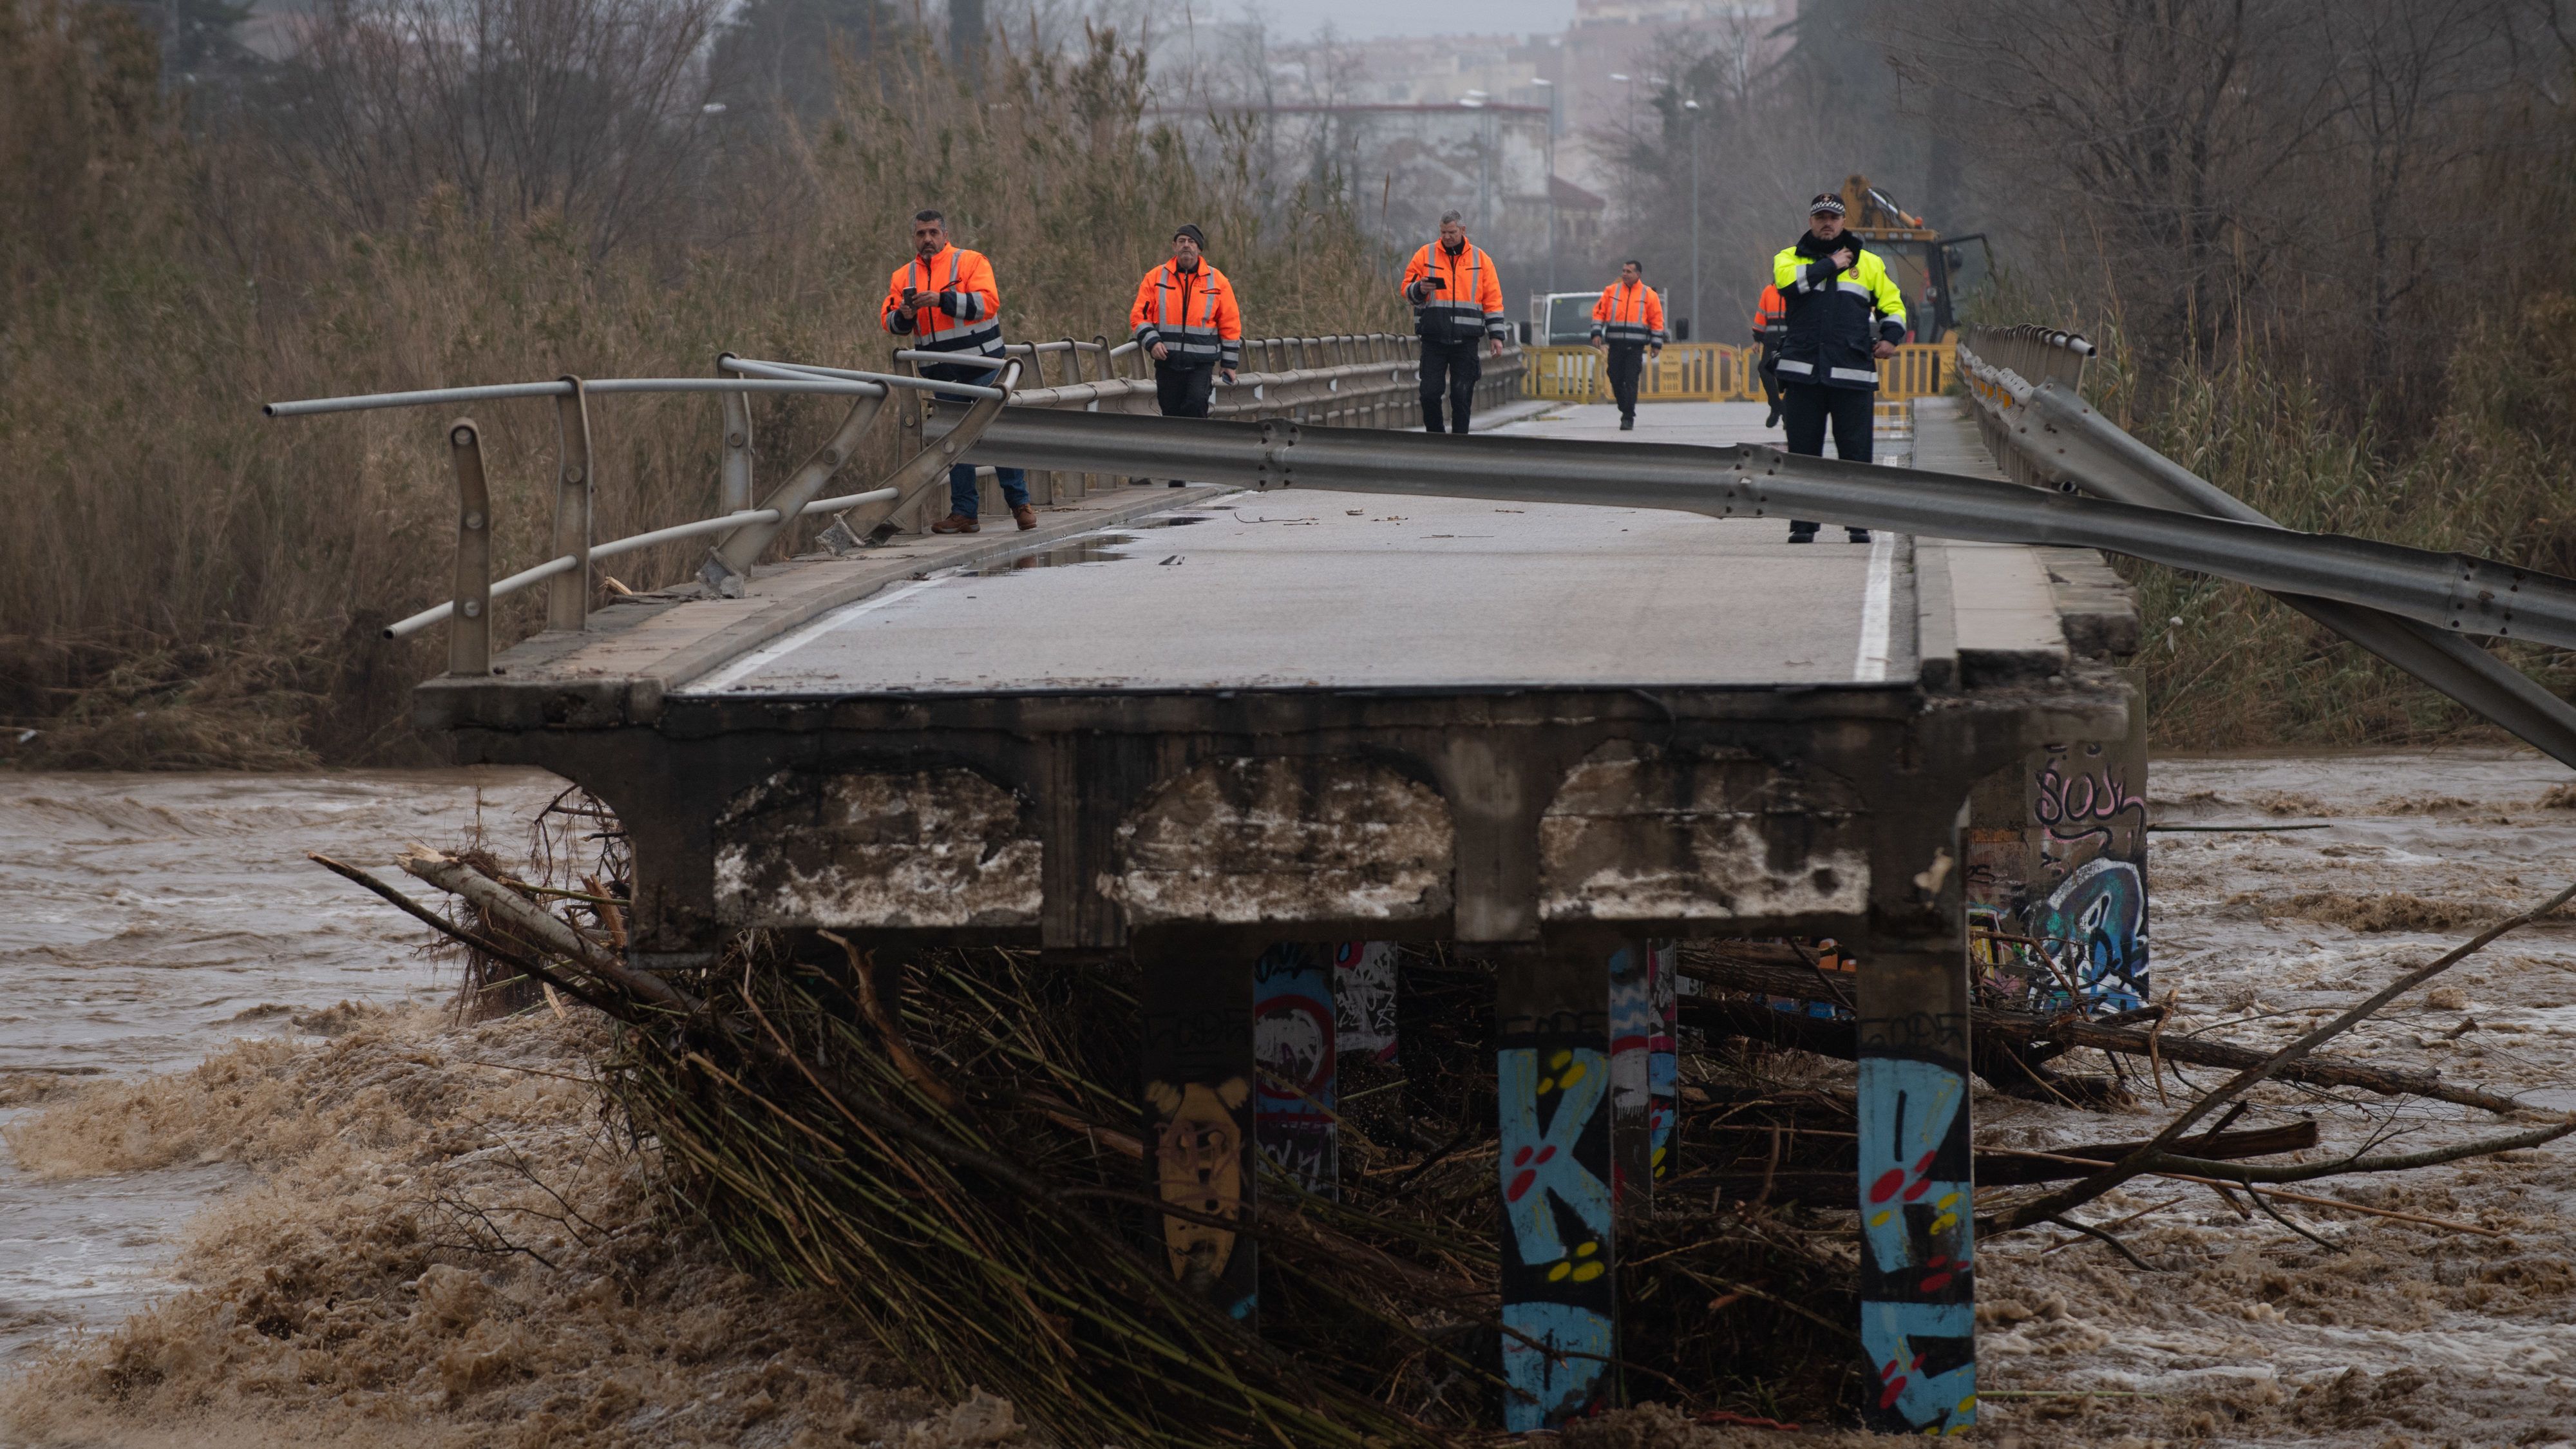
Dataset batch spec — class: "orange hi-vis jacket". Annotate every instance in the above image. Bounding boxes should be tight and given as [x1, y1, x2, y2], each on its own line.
[879, 244, 1005, 357]
[1588, 279, 1667, 347]
[1401, 238, 1508, 345]
[1752, 283, 1787, 345]
[1129, 259, 1243, 370]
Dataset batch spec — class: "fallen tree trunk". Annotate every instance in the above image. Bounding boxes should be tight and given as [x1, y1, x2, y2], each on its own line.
[1678, 955, 2523, 1115]
[1683, 1120, 2320, 1204]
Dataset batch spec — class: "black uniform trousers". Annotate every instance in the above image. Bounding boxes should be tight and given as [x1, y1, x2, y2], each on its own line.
[1419, 337, 1482, 433]
[1155, 362, 1215, 419]
[1604, 341, 1645, 421]
[1781, 381, 1875, 535]
[1151, 363, 1216, 486]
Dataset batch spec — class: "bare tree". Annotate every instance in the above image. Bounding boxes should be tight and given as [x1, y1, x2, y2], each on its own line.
[1903, 0, 2344, 365]
[259, 0, 725, 257]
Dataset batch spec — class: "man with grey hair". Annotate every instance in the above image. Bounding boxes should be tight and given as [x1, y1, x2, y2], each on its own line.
[1399, 211, 1508, 433]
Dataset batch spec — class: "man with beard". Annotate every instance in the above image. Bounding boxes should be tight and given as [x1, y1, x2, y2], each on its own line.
[1769, 191, 1908, 543]
[1401, 211, 1509, 433]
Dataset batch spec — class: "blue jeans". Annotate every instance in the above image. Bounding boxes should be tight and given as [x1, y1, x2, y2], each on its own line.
[933, 386, 1027, 519]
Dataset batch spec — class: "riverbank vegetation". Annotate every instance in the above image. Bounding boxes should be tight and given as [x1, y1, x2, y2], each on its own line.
[0, 0, 1398, 770]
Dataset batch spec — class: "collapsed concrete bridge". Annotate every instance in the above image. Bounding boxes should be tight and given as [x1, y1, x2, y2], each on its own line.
[267, 325, 2575, 1432]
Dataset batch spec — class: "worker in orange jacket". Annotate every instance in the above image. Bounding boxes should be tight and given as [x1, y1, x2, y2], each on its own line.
[880, 208, 1032, 535]
[1587, 260, 1666, 431]
[1130, 224, 1243, 484]
[1401, 211, 1508, 433]
[1750, 282, 1788, 428]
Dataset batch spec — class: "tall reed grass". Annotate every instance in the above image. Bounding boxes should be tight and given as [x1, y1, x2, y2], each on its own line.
[0, 10, 1401, 768]
[2092, 298, 2576, 751]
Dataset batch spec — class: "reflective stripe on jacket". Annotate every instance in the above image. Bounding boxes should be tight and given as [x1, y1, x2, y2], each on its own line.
[879, 245, 1005, 355]
[1402, 240, 1508, 344]
[1769, 238, 1907, 389]
[1129, 260, 1243, 369]
[1587, 279, 1666, 346]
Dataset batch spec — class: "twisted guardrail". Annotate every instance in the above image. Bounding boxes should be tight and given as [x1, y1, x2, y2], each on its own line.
[1955, 324, 2576, 770]
[264, 334, 1525, 676]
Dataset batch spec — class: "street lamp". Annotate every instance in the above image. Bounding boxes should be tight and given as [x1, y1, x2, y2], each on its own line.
[1533, 77, 1558, 293]
[1681, 98, 1701, 342]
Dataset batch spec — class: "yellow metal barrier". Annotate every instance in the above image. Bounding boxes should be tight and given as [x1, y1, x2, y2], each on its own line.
[1523, 341, 1954, 404]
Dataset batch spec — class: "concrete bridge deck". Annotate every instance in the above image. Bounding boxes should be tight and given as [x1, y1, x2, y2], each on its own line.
[419, 393, 2143, 1435]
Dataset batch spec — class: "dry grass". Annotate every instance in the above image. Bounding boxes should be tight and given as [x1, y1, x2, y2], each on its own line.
[1, 10, 1401, 769]
[2080, 298, 2576, 753]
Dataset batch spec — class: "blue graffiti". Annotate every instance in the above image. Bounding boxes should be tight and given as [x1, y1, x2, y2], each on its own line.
[1498, 1046, 1613, 1264]
[1861, 1300, 1976, 1433]
[2036, 858, 2148, 1012]
[1857, 1057, 1972, 1285]
[1501, 1301, 1615, 1432]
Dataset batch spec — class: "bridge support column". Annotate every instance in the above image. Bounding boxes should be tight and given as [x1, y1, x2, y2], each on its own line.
[1253, 942, 1338, 1198]
[1607, 940, 1678, 1215]
[1495, 941, 1618, 1432]
[1853, 948, 1977, 1435]
[1137, 931, 1260, 1324]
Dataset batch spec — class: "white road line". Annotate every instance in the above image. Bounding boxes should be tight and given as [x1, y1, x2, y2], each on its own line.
[1853, 530, 1898, 681]
[685, 575, 949, 694]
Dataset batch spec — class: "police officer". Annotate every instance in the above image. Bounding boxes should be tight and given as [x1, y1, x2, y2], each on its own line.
[1770, 191, 1907, 543]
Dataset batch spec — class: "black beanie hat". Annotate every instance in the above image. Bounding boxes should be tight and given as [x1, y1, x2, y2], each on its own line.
[1173, 223, 1207, 247]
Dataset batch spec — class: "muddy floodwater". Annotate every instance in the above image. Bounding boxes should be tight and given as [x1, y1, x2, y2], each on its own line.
[3, 750, 2575, 1446]
[0, 768, 565, 1366]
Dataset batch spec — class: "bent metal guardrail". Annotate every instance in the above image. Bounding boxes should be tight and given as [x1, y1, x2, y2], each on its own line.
[1956, 324, 2576, 771]
[263, 334, 1525, 676]
[948, 408, 2576, 652]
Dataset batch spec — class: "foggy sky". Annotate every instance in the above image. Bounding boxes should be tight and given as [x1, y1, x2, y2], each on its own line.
[1241, 0, 1575, 41]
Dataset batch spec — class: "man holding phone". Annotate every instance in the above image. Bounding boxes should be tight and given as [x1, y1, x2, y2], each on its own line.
[1769, 191, 1908, 544]
[881, 209, 1034, 533]
[1401, 211, 1509, 434]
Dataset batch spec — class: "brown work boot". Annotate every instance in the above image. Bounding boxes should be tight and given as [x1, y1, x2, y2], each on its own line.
[931, 513, 980, 535]
[1011, 504, 1037, 531]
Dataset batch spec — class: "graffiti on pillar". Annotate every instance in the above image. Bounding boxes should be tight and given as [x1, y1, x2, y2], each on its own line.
[1608, 945, 1652, 1203]
[1646, 940, 1678, 1182]
[1142, 981, 1257, 1322]
[1142, 1075, 1253, 1314]
[1497, 1010, 1615, 1432]
[1331, 940, 1399, 1065]
[1970, 740, 2149, 1015]
[1253, 943, 1338, 1197]
[2033, 858, 2147, 1012]
[1853, 1023, 1975, 1436]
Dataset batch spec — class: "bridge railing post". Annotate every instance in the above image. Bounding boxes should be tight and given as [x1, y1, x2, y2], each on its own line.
[547, 377, 594, 632]
[716, 354, 755, 515]
[446, 418, 491, 677]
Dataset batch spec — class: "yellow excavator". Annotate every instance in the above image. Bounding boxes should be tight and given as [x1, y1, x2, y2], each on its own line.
[1832, 174, 1989, 344]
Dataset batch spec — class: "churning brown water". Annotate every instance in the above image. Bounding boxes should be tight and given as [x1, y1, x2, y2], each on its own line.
[0, 768, 564, 1367]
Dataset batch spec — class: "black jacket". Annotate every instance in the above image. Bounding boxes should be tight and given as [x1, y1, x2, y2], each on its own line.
[1768, 232, 1910, 391]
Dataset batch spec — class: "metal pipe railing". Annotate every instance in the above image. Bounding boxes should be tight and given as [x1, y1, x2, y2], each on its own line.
[779, 355, 1007, 397]
[272, 327, 1517, 671]
[263, 375, 890, 417]
[383, 485, 900, 639]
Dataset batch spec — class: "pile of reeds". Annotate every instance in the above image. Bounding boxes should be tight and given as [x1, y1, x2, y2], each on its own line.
[602, 939, 1866, 1444]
